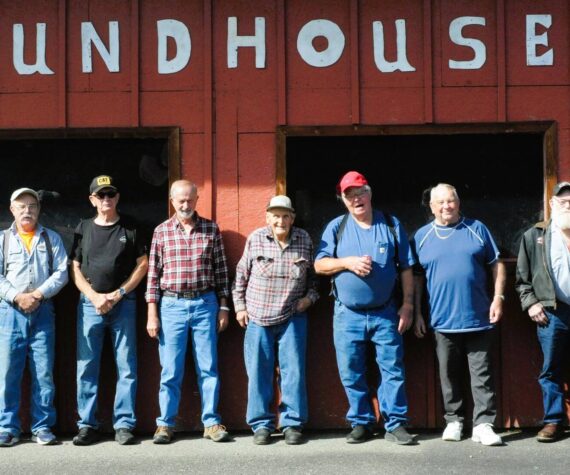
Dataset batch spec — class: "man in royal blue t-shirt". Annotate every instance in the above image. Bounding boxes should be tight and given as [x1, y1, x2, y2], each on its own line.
[315, 171, 417, 445]
[412, 183, 506, 446]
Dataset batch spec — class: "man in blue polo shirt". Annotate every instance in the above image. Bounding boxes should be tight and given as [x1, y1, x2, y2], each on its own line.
[315, 171, 416, 445]
[412, 183, 506, 446]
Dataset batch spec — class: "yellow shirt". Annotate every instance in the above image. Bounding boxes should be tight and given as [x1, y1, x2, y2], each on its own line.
[18, 230, 35, 253]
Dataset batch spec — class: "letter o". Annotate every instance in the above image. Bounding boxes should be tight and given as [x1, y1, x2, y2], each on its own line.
[297, 19, 345, 68]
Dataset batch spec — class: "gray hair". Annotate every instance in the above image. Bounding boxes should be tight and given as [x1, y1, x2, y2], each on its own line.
[170, 180, 198, 198]
[430, 183, 459, 202]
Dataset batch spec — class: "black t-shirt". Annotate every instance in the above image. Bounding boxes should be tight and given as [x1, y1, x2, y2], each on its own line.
[70, 217, 147, 293]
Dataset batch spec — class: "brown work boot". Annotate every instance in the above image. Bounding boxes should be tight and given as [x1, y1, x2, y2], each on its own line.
[153, 426, 174, 444]
[537, 423, 564, 442]
[203, 424, 230, 442]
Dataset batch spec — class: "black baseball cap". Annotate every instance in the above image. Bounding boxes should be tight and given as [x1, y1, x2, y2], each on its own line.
[90, 175, 118, 194]
[553, 182, 570, 196]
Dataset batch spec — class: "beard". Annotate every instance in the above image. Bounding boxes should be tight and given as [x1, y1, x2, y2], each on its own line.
[552, 211, 570, 230]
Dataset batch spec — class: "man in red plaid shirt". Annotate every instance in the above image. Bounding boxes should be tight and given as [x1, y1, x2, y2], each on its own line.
[146, 180, 231, 444]
[232, 195, 319, 445]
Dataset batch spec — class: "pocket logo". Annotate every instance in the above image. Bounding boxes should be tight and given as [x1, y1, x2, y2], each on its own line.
[119, 236, 127, 243]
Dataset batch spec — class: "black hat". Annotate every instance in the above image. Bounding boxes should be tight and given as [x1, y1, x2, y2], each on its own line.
[553, 182, 570, 196]
[90, 175, 118, 194]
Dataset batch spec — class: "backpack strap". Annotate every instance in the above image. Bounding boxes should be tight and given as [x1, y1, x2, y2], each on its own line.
[41, 230, 54, 275]
[330, 213, 350, 297]
[382, 212, 400, 272]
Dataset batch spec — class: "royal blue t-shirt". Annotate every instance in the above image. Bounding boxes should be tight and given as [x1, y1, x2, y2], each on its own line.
[411, 217, 499, 332]
[316, 210, 414, 310]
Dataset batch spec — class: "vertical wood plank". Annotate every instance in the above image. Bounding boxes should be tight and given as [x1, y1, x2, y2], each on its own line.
[423, 0, 433, 123]
[58, 0, 67, 126]
[130, 0, 140, 126]
[203, 0, 214, 218]
[350, 0, 360, 125]
[496, 0, 506, 121]
[277, 0, 287, 125]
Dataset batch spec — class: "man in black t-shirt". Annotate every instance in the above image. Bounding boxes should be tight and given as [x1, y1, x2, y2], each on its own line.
[70, 175, 148, 446]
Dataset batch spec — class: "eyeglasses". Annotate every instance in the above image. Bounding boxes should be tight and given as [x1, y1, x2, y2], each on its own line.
[553, 196, 570, 207]
[95, 190, 118, 199]
[343, 188, 369, 200]
[12, 203, 38, 212]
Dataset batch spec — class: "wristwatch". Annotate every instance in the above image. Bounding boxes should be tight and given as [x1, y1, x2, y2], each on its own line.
[119, 287, 126, 298]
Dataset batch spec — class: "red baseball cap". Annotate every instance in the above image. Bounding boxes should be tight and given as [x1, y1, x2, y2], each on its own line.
[337, 171, 368, 194]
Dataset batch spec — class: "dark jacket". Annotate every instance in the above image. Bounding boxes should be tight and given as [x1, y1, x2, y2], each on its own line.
[515, 220, 557, 311]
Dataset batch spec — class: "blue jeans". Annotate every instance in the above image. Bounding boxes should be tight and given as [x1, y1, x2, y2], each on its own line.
[333, 301, 408, 432]
[244, 314, 308, 432]
[0, 300, 56, 436]
[76, 293, 137, 430]
[537, 303, 570, 424]
[157, 292, 221, 427]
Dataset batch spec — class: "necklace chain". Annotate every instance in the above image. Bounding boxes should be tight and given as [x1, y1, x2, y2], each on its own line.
[432, 218, 463, 240]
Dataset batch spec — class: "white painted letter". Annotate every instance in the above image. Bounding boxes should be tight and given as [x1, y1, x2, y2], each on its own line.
[372, 20, 415, 72]
[526, 14, 553, 66]
[82, 21, 120, 73]
[227, 17, 266, 69]
[297, 19, 345, 68]
[449, 16, 486, 69]
[13, 23, 54, 75]
[157, 19, 191, 74]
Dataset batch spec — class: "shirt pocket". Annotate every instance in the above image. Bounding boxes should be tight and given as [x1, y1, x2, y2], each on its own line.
[6, 247, 25, 271]
[290, 257, 309, 280]
[374, 241, 390, 267]
[253, 256, 274, 278]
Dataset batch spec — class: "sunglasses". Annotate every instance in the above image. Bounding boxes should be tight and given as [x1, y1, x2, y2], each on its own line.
[95, 190, 118, 199]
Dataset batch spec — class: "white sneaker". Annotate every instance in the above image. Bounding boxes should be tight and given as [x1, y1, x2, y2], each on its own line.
[442, 421, 463, 441]
[471, 423, 502, 446]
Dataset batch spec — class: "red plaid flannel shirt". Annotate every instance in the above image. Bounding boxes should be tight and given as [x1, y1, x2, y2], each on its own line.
[145, 214, 230, 303]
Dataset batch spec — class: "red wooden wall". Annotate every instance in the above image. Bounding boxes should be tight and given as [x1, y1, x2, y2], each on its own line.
[3, 0, 570, 432]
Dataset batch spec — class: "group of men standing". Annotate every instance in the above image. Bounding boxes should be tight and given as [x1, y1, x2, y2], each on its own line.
[0, 171, 569, 447]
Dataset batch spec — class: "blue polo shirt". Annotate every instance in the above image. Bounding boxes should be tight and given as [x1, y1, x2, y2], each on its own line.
[411, 217, 499, 332]
[316, 210, 414, 310]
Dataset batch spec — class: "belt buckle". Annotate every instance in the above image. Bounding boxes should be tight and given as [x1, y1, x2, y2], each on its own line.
[182, 290, 197, 299]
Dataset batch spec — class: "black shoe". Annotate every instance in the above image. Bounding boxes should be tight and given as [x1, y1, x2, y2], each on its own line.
[385, 426, 418, 445]
[346, 425, 373, 444]
[115, 428, 135, 445]
[73, 427, 100, 446]
[253, 428, 272, 445]
[283, 427, 305, 445]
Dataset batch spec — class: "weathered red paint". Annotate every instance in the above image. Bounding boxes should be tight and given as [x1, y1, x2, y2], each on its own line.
[3, 0, 569, 432]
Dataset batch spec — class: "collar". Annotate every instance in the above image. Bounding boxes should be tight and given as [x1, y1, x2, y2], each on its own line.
[169, 211, 200, 230]
[11, 222, 43, 236]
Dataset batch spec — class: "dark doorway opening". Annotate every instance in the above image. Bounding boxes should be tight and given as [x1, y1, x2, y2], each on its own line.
[2, 127, 178, 434]
[285, 131, 545, 258]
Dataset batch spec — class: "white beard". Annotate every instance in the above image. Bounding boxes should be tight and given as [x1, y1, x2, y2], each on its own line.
[552, 211, 570, 230]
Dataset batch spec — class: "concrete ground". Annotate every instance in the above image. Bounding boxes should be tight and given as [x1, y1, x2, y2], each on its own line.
[0, 429, 567, 475]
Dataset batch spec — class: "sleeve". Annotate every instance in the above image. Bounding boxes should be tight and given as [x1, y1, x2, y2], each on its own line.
[69, 221, 84, 263]
[409, 232, 426, 276]
[0, 229, 19, 303]
[231, 234, 253, 313]
[394, 218, 415, 270]
[515, 230, 539, 311]
[133, 226, 149, 258]
[36, 231, 69, 299]
[480, 222, 500, 265]
[212, 225, 230, 300]
[304, 235, 320, 304]
[314, 219, 339, 260]
[145, 227, 163, 303]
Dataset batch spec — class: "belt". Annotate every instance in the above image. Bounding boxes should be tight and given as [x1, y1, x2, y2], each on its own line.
[162, 288, 213, 299]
